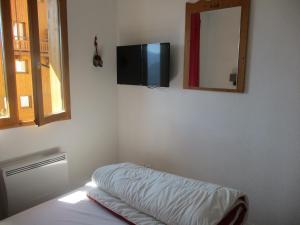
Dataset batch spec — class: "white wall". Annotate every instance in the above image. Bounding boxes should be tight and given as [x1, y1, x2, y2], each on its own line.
[117, 1, 300, 225]
[0, 0, 118, 188]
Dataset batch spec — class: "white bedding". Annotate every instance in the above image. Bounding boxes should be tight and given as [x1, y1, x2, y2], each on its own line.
[0, 185, 128, 225]
[92, 163, 248, 225]
[88, 188, 164, 225]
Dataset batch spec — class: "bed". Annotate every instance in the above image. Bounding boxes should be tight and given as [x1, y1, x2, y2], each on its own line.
[0, 185, 128, 225]
[0, 163, 248, 225]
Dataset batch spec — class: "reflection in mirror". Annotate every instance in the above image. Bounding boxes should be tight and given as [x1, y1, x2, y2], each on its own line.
[199, 7, 241, 89]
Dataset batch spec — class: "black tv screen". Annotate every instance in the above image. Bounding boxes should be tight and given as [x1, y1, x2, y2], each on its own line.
[117, 43, 170, 87]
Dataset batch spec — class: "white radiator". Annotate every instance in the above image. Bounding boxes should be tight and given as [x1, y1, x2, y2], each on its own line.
[0, 152, 69, 219]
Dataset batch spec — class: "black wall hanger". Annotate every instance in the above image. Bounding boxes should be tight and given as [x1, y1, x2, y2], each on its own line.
[93, 36, 103, 67]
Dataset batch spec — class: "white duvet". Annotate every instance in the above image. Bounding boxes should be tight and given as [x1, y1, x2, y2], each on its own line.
[89, 188, 164, 225]
[91, 163, 248, 225]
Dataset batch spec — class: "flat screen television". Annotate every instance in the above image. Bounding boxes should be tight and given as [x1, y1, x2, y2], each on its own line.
[117, 43, 170, 87]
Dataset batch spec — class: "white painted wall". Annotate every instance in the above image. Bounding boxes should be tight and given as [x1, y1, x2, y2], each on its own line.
[0, 0, 118, 189]
[117, 1, 300, 225]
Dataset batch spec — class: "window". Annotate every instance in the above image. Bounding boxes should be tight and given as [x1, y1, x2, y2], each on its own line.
[0, 0, 70, 129]
[20, 95, 31, 108]
[15, 59, 28, 73]
[13, 22, 26, 40]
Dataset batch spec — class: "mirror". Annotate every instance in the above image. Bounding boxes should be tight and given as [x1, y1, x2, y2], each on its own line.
[200, 7, 241, 89]
[184, 0, 250, 93]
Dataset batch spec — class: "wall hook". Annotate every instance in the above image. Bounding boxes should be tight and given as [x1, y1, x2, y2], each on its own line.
[93, 36, 103, 67]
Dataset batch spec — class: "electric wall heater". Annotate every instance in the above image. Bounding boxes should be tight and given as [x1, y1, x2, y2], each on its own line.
[0, 152, 69, 219]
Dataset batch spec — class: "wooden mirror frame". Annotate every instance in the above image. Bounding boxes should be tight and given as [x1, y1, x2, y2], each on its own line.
[183, 0, 250, 93]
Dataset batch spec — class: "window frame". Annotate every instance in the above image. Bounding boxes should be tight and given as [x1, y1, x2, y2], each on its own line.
[0, 0, 19, 129]
[28, 0, 71, 126]
[0, 0, 71, 129]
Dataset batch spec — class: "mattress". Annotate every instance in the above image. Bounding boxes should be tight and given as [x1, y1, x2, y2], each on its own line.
[0, 185, 128, 225]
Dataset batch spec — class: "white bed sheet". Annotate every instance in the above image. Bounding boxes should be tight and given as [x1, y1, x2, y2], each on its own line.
[0, 186, 128, 225]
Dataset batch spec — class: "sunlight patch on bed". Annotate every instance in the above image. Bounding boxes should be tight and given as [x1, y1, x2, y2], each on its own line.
[58, 191, 88, 204]
[85, 181, 97, 188]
